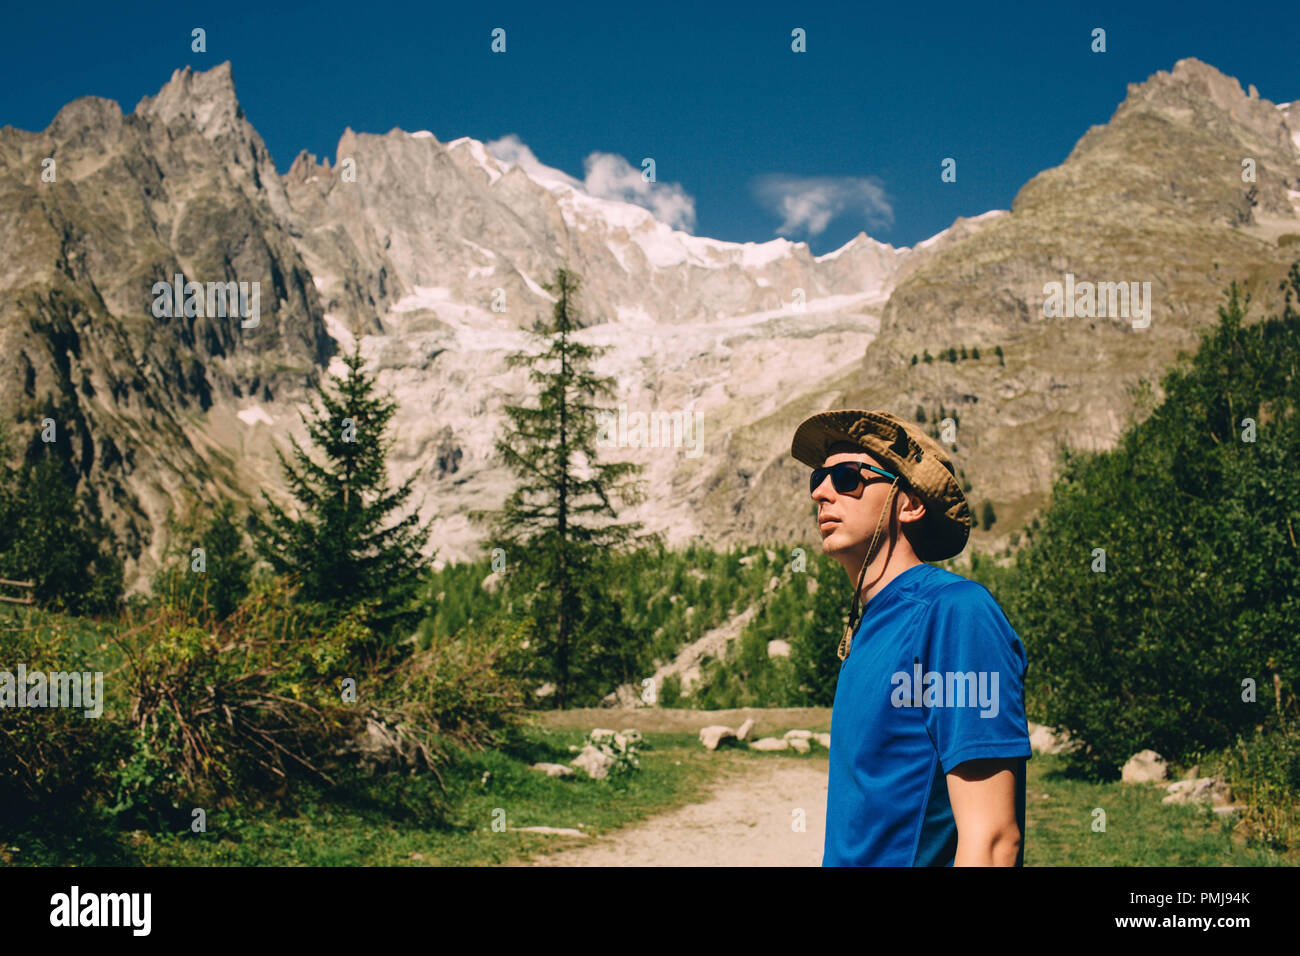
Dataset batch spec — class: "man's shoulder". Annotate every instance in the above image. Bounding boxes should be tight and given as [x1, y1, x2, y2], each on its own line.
[907, 564, 994, 609]
[907, 567, 1019, 640]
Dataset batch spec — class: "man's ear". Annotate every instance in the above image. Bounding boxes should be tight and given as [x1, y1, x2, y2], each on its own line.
[900, 486, 926, 523]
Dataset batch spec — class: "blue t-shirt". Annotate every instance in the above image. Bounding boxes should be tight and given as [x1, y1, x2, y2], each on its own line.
[823, 562, 1032, 866]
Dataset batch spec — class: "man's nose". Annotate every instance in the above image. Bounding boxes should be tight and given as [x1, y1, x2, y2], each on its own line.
[811, 475, 835, 501]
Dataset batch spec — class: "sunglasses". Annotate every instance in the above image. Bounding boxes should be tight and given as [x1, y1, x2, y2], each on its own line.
[809, 461, 898, 495]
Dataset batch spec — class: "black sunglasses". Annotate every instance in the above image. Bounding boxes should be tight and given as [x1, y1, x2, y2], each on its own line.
[809, 461, 898, 495]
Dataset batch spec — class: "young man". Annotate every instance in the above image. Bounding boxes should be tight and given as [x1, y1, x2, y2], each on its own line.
[790, 409, 1031, 867]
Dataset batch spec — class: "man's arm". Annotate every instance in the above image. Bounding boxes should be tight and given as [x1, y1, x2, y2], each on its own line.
[946, 757, 1022, 866]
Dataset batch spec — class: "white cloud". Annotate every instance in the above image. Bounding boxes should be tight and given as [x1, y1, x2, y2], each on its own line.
[751, 174, 893, 237]
[485, 135, 697, 232]
[484, 134, 584, 191]
[581, 152, 697, 232]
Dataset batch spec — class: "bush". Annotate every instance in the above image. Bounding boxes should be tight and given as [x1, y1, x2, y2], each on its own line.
[0, 614, 125, 823]
[1002, 270, 1300, 779]
[659, 673, 683, 708]
[1217, 714, 1300, 850]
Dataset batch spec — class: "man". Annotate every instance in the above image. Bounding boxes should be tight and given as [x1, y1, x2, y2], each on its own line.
[790, 409, 1031, 867]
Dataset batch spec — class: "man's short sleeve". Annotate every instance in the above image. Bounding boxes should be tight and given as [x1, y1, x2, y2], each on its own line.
[914, 581, 1032, 773]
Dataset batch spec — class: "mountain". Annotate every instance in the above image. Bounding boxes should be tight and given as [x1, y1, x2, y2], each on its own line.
[0, 62, 330, 568]
[714, 57, 1300, 548]
[1, 57, 1296, 589]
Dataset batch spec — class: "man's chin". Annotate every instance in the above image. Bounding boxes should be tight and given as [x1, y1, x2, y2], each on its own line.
[820, 528, 852, 553]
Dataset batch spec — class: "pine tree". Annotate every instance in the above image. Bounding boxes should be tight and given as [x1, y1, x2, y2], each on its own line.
[470, 267, 653, 708]
[153, 497, 253, 622]
[0, 429, 122, 616]
[972, 346, 981, 360]
[981, 501, 997, 530]
[254, 344, 432, 639]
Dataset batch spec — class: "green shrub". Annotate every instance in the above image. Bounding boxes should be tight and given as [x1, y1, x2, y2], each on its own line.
[659, 673, 683, 708]
[1217, 715, 1300, 850]
[0, 615, 125, 823]
[1003, 270, 1300, 779]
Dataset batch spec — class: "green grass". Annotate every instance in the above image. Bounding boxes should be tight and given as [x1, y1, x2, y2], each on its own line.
[2, 727, 729, 867]
[1024, 753, 1295, 866]
[5, 720, 1293, 866]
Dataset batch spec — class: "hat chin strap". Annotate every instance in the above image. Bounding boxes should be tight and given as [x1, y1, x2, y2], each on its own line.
[837, 476, 901, 661]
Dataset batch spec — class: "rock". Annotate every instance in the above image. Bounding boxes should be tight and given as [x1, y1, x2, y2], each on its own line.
[1181, 763, 1199, 781]
[788, 737, 811, 754]
[736, 718, 756, 741]
[336, 715, 423, 774]
[481, 571, 502, 594]
[699, 725, 737, 751]
[750, 737, 789, 751]
[510, 826, 588, 837]
[1162, 777, 1232, 807]
[570, 744, 615, 780]
[1028, 723, 1075, 755]
[767, 639, 792, 659]
[765, 549, 776, 564]
[534, 682, 555, 699]
[531, 762, 575, 778]
[813, 732, 831, 748]
[600, 684, 644, 708]
[806, 577, 819, 595]
[783, 729, 813, 740]
[766, 575, 781, 592]
[739, 554, 758, 567]
[1121, 749, 1168, 783]
[618, 728, 643, 744]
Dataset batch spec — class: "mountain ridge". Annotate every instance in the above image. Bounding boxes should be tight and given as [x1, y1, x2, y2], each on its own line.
[1, 57, 1296, 589]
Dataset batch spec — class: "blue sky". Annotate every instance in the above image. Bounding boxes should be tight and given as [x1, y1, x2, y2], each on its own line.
[4, 0, 1297, 253]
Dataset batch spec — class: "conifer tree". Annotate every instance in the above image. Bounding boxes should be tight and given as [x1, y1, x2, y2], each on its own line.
[153, 498, 253, 622]
[254, 344, 432, 638]
[470, 267, 652, 708]
[0, 421, 122, 615]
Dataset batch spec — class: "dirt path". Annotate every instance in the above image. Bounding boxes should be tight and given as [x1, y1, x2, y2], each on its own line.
[528, 757, 829, 867]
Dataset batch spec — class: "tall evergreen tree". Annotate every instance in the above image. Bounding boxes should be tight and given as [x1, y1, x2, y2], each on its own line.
[0, 422, 121, 616]
[254, 345, 432, 638]
[470, 267, 653, 708]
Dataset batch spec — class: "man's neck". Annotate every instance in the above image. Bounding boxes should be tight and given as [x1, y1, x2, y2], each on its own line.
[854, 547, 924, 605]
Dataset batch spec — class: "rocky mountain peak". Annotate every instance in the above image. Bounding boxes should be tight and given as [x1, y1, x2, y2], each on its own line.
[1117, 56, 1295, 155]
[46, 95, 124, 141]
[135, 61, 242, 141]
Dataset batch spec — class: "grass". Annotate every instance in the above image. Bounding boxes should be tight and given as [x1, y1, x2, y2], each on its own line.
[5, 712, 1293, 866]
[1024, 753, 1295, 866]
[2, 725, 731, 867]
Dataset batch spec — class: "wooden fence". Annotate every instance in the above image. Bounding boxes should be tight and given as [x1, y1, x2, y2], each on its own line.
[0, 577, 35, 605]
